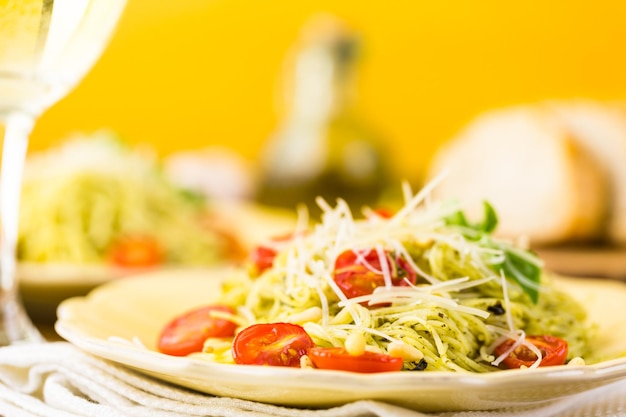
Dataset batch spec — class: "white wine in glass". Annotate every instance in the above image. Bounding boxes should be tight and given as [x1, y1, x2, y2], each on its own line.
[0, 0, 126, 345]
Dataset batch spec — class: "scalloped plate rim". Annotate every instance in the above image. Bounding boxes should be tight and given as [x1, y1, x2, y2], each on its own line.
[54, 269, 626, 411]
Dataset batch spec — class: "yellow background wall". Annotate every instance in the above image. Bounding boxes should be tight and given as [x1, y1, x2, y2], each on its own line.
[30, 0, 626, 185]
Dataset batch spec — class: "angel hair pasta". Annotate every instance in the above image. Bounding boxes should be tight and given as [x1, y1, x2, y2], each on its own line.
[18, 132, 231, 266]
[164, 180, 592, 372]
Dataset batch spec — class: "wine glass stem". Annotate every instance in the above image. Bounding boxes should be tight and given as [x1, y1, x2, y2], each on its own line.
[0, 111, 43, 345]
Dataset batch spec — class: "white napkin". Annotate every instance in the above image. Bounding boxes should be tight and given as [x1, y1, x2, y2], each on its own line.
[0, 342, 624, 417]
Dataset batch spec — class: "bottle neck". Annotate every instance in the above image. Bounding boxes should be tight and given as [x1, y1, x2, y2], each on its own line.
[286, 42, 356, 126]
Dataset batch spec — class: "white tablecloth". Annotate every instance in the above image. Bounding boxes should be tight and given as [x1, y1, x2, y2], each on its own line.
[0, 342, 624, 417]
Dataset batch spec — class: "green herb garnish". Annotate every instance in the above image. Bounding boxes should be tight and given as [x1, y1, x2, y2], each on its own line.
[444, 201, 542, 303]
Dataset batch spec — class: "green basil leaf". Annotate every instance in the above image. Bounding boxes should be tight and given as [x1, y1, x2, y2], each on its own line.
[444, 208, 470, 229]
[443, 201, 541, 304]
[444, 201, 498, 234]
[499, 247, 541, 304]
[477, 201, 498, 233]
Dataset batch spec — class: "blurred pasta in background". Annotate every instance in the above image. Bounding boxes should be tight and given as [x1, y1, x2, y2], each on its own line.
[18, 132, 241, 268]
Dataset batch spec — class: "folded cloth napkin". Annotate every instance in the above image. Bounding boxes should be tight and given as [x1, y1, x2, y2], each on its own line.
[0, 342, 624, 417]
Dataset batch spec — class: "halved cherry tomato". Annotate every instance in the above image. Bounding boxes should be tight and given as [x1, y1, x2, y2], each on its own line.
[108, 235, 163, 268]
[248, 232, 300, 275]
[333, 249, 417, 302]
[158, 305, 238, 356]
[494, 335, 568, 369]
[249, 246, 277, 275]
[308, 347, 404, 373]
[370, 208, 394, 219]
[232, 323, 315, 367]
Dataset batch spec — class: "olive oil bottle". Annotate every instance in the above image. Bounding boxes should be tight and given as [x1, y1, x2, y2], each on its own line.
[256, 16, 391, 220]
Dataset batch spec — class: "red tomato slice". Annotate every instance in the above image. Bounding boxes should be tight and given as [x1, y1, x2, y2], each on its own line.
[494, 335, 568, 368]
[248, 232, 300, 275]
[108, 235, 163, 268]
[232, 323, 315, 367]
[370, 208, 394, 219]
[333, 249, 417, 302]
[308, 347, 404, 373]
[249, 246, 277, 275]
[158, 305, 238, 356]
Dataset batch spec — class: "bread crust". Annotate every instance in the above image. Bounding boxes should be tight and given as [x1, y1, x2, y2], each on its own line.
[544, 101, 626, 245]
[428, 104, 609, 246]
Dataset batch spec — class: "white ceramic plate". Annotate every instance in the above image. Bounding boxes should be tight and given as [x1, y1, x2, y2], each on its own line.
[19, 262, 135, 323]
[55, 269, 626, 412]
[20, 263, 206, 323]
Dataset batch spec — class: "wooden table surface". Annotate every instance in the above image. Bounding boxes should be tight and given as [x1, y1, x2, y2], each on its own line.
[535, 246, 626, 280]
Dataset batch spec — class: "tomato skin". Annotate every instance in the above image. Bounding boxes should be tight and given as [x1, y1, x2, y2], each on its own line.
[249, 246, 277, 274]
[158, 305, 237, 356]
[249, 232, 301, 275]
[308, 347, 404, 373]
[494, 335, 568, 369]
[232, 323, 315, 367]
[333, 249, 417, 302]
[108, 235, 163, 268]
[370, 208, 394, 219]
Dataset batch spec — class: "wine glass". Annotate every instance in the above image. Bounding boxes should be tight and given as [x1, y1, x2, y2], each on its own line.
[0, 0, 126, 345]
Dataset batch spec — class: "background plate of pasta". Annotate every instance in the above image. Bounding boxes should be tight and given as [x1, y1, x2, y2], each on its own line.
[18, 132, 296, 322]
[54, 182, 626, 412]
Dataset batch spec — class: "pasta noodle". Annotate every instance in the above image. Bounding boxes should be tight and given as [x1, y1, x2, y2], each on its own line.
[204, 182, 592, 372]
[18, 132, 227, 266]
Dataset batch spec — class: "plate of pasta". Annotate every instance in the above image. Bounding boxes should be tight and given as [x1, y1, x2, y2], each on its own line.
[18, 132, 296, 321]
[55, 182, 626, 412]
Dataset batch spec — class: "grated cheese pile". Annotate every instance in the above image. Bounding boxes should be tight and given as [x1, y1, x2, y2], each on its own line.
[208, 179, 591, 372]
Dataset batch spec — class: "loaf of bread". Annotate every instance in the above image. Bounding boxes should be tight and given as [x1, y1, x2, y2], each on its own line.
[426, 101, 626, 246]
[545, 101, 626, 245]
